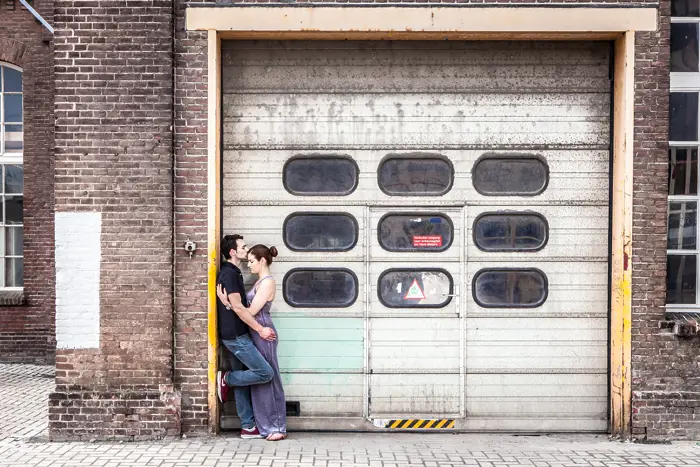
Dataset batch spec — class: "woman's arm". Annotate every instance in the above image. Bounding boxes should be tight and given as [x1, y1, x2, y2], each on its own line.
[247, 279, 275, 316]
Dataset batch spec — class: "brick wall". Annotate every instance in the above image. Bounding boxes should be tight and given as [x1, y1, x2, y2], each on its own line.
[50, 0, 693, 441]
[0, 0, 56, 364]
[631, 2, 700, 441]
[50, 0, 178, 440]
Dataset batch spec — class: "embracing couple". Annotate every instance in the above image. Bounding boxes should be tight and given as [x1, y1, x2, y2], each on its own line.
[215, 234, 287, 441]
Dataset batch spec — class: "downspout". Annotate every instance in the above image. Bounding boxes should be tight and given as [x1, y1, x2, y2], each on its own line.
[170, 0, 177, 395]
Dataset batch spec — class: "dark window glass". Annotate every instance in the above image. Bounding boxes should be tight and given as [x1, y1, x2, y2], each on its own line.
[378, 269, 453, 308]
[283, 157, 358, 196]
[5, 196, 22, 225]
[667, 255, 697, 304]
[472, 155, 549, 196]
[5, 165, 22, 194]
[672, 23, 700, 72]
[378, 213, 453, 252]
[283, 268, 358, 308]
[670, 92, 699, 142]
[473, 269, 548, 308]
[474, 212, 548, 252]
[672, 0, 700, 17]
[3, 95, 21, 123]
[3, 67, 22, 93]
[378, 155, 453, 196]
[669, 148, 698, 195]
[668, 202, 697, 250]
[284, 213, 358, 252]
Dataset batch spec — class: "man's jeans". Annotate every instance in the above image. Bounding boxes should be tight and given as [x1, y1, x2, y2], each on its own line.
[221, 334, 274, 429]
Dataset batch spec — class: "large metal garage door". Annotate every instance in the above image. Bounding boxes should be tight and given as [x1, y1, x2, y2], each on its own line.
[221, 41, 610, 432]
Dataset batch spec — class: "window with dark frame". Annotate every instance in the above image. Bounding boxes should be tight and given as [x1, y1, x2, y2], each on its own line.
[473, 268, 548, 308]
[283, 156, 358, 196]
[0, 64, 23, 289]
[472, 155, 549, 196]
[668, 0, 700, 305]
[378, 213, 453, 252]
[378, 155, 453, 196]
[473, 212, 548, 252]
[377, 269, 453, 308]
[283, 213, 358, 252]
[283, 268, 358, 308]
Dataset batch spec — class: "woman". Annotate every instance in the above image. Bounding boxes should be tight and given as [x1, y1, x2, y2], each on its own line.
[217, 244, 287, 441]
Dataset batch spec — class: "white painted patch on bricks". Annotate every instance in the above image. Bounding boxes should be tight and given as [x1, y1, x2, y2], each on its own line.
[55, 212, 101, 349]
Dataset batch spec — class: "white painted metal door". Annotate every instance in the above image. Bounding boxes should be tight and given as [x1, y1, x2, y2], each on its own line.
[220, 40, 610, 431]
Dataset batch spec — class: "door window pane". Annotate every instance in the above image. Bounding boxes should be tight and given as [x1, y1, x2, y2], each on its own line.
[2, 67, 21, 93]
[283, 157, 358, 196]
[672, 0, 700, 17]
[283, 268, 358, 308]
[378, 155, 453, 196]
[472, 155, 549, 196]
[284, 213, 358, 252]
[378, 213, 453, 252]
[473, 269, 548, 308]
[670, 92, 699, 142]
[667, 255, 697, 304]
[672, 23, 700, 72]
[378, 269, 453, 308]
[669, 147, 698, 195]
[668, 202, 698, 249]
[474, 212, 548, 251]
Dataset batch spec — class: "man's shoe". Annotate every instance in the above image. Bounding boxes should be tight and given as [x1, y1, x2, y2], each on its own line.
[217, 371, 229, 403]
[241, 426, 264, 439]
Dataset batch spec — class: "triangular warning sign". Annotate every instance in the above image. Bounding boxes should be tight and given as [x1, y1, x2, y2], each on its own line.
[404, 279, 426, 300]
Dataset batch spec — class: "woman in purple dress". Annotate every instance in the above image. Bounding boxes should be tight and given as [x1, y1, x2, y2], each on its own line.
[217, 244, 287, 441]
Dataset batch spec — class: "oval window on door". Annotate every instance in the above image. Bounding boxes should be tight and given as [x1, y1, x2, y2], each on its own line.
[378, 213, 453, 252]
[378, 155, 454, 196]
[283, 268, 358, 308]
[472, 154, 549, 196]
[473, 212, 548, 252]
[472, 268, 548, 308]
[283, 156, 359, 196]
[284, 213, 358, 252]
[378, 269, 453, 308]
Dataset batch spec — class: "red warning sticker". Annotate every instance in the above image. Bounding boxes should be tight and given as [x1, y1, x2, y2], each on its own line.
[412, 235, 443, 248]
[404, 279, 427, 300]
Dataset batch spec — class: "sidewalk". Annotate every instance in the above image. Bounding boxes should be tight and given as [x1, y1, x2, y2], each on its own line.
[1, 364, 699, 467]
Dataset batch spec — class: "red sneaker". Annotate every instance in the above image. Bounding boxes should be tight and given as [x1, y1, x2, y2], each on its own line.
[241, 426, 264, 439]
[217, 371, 229, 403]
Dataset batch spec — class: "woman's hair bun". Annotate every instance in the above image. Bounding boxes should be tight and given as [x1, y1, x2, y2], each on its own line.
[270, 246, 279, 258]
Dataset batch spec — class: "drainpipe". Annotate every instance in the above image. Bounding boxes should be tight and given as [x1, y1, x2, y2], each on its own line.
[19, 0, 54, 34]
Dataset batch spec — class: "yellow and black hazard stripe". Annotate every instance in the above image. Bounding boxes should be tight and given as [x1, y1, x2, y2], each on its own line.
[385, 419, 455, 429]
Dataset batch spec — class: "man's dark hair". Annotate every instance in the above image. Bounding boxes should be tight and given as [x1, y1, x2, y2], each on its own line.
[222, 234, 244, 260]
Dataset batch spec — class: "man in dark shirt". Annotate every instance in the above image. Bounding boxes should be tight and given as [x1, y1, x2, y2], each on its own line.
[216, 234, 276, 439]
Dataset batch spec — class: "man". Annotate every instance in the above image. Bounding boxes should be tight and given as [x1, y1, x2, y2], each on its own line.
[216, 234, 276, 439]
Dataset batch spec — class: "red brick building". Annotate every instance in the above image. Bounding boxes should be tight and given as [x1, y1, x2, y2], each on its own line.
[1, 0, 699, 442]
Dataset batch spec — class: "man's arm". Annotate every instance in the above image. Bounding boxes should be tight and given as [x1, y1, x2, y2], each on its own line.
[227, 292, 262, 332]
[228, 292, 277, 341]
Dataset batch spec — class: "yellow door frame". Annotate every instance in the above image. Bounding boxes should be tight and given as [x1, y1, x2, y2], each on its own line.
[192, 6, 657, 436]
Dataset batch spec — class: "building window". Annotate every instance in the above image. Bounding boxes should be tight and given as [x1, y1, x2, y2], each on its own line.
[283, 156, 359, 196]
[669, 4, 700, 305]
[283, 213, 358, 252]
[472, 154, 549, 196]
[473, 212, 549, 252]
[472, 268, 548, 308]
[0, 63, 22, 289]
[378, 154, 453, 196]
[377, 269, 453, 308]
[283, 268, 358, 308]
[378, 213, 453, 252]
